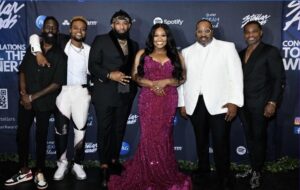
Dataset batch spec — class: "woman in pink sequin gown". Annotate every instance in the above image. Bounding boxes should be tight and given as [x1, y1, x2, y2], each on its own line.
[108, 24, 192, 190]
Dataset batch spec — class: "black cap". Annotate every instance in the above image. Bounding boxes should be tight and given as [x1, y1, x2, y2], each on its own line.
[110, 9, 132, 24]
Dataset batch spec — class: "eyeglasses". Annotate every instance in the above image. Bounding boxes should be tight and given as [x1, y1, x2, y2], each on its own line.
[196, 29, 212, 34]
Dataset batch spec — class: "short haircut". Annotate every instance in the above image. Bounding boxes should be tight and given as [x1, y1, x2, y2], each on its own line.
[196, 19, 213, 30]
[43, 16, 59, 30]
[110, 9, 132, 24]
[70, 16, 88, 28]
[243, 20, 262, 31]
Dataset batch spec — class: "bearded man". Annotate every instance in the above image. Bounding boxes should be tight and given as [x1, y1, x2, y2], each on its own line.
[5, 16, 67, 189]
[29, 16, 92, 181]
[88, 10, 139, 188]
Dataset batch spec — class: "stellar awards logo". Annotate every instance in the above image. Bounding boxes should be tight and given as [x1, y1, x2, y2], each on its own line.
[0, 0, 25, 29]
[202, 13, 220, 28]
[241, 13, 271, 28]
[282, 1, 300, 71]
[127, 114, 138, 125]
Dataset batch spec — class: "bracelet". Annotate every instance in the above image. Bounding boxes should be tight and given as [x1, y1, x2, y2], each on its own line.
[268, 101, 276, 107]
[29, 95, 32, 102]
[107, 72, 111, 79]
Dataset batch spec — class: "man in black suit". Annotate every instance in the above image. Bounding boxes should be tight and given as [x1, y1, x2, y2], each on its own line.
[236, 21, 285, 189]
[88, 10, 139, 188]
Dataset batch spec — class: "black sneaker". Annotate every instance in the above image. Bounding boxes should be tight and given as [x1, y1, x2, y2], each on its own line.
[4, 170, 33, 186]
[250, 171, 261, 189]
[236, 169, 252, 178]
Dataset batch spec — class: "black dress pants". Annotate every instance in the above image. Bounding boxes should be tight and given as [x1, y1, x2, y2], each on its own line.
[94, 103, 132, 165]
[17, 104, 52, 171]
[189, 96, 231, 179]
[239, 106, 267, 172]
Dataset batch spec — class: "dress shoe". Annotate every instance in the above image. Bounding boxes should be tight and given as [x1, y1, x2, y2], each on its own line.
[215, 176, 235, 190]
[192, 170, 210, 188]
[250, 171, 261, 189]
[235, 169, 252, 178]
[223, 177, 235, 190]
[109, 161, 125, 175]
[101, 168, 109, 188]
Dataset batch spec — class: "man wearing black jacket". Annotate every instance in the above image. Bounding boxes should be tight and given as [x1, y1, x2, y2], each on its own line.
[236, 21, 285, 189]
[88, 10, 139, 188]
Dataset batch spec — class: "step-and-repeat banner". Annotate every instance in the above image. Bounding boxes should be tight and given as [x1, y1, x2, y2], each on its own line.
[0, 0, 299, 163]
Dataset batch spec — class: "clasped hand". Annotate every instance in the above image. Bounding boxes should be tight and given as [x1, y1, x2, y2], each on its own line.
[109, 71, 131, 85]
[151, 80, 168, 96]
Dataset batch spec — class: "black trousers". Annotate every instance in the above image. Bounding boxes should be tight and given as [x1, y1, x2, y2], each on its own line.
[239, 107, 267, 172]
[94, 103, 132, 165]
[17, 104, 52, 171]
[189, 96, 231, 179]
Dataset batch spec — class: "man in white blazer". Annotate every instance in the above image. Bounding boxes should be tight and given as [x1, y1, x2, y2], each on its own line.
[178, 19, 244, 190]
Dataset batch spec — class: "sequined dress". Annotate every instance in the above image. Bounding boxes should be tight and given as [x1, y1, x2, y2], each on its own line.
[108, 56, 192, 190]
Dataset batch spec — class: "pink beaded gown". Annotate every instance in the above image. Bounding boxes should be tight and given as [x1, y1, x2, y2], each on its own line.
[108, 56, 192, 190]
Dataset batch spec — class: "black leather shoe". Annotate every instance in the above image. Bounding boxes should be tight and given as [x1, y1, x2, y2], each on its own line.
[224, 177, 235, 190]
[192, 170, 210, 188]
[215, 176, 235, 190]
[109, 162, 125, 175]
[235, 169, 252, 178]
[100, 168, 109, 189]
[250, 171, 261, 189]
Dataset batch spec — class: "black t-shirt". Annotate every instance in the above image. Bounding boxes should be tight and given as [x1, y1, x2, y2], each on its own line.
[19, 44, 67, 112]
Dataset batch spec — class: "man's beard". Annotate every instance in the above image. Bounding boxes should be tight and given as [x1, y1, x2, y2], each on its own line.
[72, 36, 85, 42]
[41, 32, 57, 44]
[112, 29, 129, 40]
[71, 33, 86, 42]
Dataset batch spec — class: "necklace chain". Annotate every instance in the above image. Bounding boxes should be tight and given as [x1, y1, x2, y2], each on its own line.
[70, 43, 83, 53]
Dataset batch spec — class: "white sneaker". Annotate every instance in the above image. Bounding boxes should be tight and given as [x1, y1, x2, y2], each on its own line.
[71, 163, 87, 180]
[53, 160, 68, 180]
[5, 170, 33, 186]
[34, 172, 48, 190]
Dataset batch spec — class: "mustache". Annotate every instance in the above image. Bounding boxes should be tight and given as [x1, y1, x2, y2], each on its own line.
[71, 35, 85, 42]
[41, 32, 57, 44]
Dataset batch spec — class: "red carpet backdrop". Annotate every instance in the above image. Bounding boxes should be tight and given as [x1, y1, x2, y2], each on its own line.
[0, 0, 299, 163]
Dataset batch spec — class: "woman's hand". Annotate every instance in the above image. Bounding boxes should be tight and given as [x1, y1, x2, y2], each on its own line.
[151, 85, 165, 96]
[150, 79, 170, 96]
[153, 79, 169, 89]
